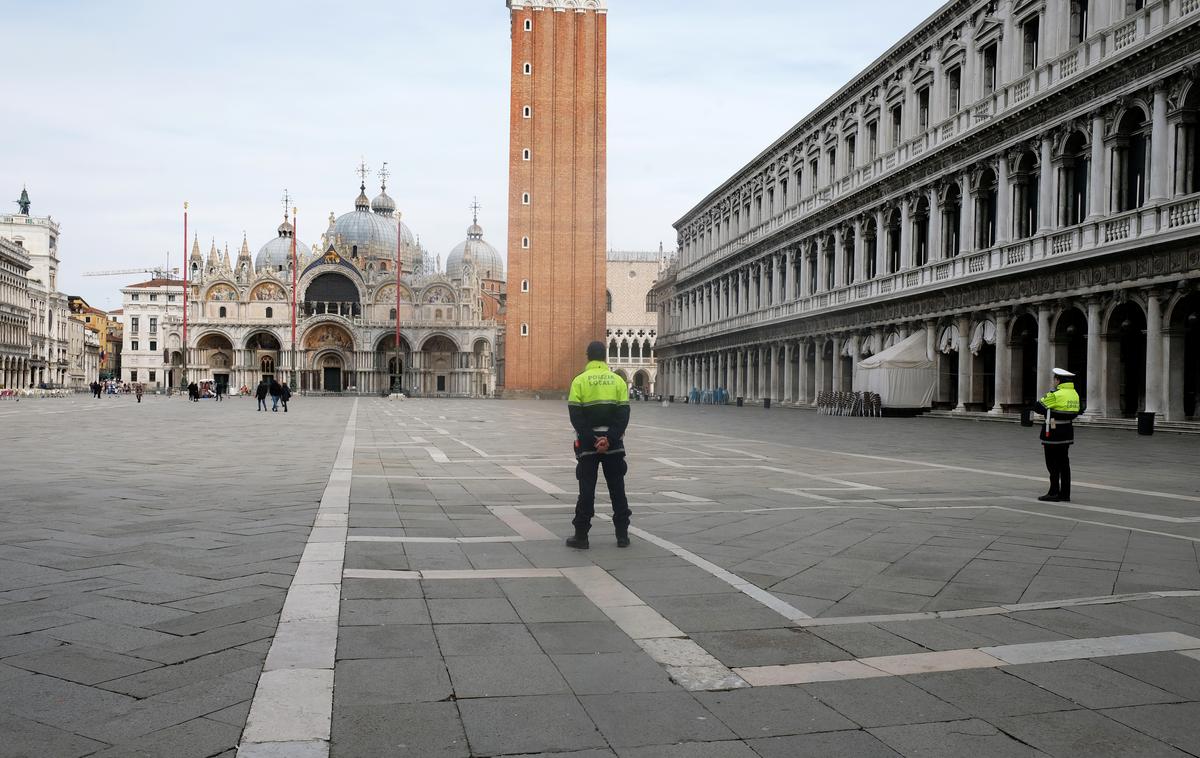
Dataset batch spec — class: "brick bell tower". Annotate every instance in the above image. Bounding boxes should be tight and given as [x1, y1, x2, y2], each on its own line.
[503, 0, 607, 394]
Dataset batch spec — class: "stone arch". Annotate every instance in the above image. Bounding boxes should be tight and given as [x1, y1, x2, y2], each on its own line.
[245, 331, 282, 351]
[1104, 299, 1148, 417]
[205, 282, 239, 302]
[1166, 291, 1200, 419]
[249, 282, 287, 301]
[302, 321, 355, 352]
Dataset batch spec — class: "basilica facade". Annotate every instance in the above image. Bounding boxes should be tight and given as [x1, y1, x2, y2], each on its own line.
[167, 179, 505, 396]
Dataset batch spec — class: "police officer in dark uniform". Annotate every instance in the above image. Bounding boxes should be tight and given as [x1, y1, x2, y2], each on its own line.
[1035, 367, 1081, 502]
[566, 341, 632, 549]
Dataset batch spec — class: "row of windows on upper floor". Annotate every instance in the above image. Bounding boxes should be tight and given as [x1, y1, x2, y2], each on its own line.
[128, 293, 178, 302]
[680, 0, 1160, 260]
[669, 97, 1200, 318]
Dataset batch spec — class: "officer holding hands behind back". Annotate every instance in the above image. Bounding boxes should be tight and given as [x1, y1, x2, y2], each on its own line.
[566, 341, 632, 550]
[1035, 367, 1081, 502]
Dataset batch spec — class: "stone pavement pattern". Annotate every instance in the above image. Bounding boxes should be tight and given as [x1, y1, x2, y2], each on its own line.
[2, 394, 1200, 757]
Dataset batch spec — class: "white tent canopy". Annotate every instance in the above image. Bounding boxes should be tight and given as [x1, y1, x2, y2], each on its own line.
[854, 331, 935, 409]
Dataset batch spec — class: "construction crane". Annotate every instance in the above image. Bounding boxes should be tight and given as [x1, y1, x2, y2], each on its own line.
[82, 266, 180, 279]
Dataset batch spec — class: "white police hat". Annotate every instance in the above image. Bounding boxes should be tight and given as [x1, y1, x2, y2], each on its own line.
[1052, 367, 1075, 378]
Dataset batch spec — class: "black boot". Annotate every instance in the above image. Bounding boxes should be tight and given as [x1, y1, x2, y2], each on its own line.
[616, 530, 630, 548]
[1037, 493, 1060, 502]
[565, 530, 589, 550]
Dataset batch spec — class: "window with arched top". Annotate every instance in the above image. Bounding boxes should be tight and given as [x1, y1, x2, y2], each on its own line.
[219, 306, 227, 318]
[520, 322, 529, 336]
[521, 237, 530, 249]
[390, 308, 397, 320]
[521, 279, 529, 292]
[524, 18, 532, 31]
[265, 307, 273, 318]
[606, 290, 613, 312]
[523, 106, 531, 118]
[523, 62, 531, 75]
[522, 149, 531, 161]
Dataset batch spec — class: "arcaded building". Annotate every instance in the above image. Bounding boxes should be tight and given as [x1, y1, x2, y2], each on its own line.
[605, 250, 669, 393]
[653, 0, 1200, 422]
[503, 0, 608, 393]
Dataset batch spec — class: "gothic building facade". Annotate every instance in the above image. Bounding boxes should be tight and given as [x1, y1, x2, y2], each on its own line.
[169, 178, 505, 396]
[653, 0, 1200, 422]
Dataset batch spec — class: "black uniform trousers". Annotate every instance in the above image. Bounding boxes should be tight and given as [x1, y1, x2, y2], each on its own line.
[1043, 443, 1071, 499]
[573, 452, 631, 535]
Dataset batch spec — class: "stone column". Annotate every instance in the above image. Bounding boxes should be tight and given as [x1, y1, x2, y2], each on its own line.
[1150, 84, 1169, 201]
[816, 241, 829, 292]
[1145, 291, 1164, 416]
[758, 345, 768, 400]
[927, 186, 941, 263]
[772, 255, 783, 305]
[852, 218, 864, 281]
[991, 310, 1011, 414]
[899, 199, 912, 271]
[960, 173, 975, 254]
[955, 315, 972, 411]
[1036, 303, 1053, 390]
[1083, 297, 1103, 417]
[874, 208, 887, 275]
[996, 154, 1012, 243]
[785, 250, 796, 300]
[833, 227, 845, 288]
[783, 342, 794, 402]
[1088, 112, 1106, 219]
[849, 335, 860, 390]
[1038, 133, 1054, 232]
[797, 342, 811, 405]
[814, 342, 827, 397]
[831, 336, 844, 391]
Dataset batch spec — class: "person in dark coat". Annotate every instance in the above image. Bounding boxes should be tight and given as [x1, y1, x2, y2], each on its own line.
[268, 378, 283, 412]
[280, 382, 292, 413]
[255, 379, 269, 411]
[214, 382, 224, 402]
[188, 381, 199, 402]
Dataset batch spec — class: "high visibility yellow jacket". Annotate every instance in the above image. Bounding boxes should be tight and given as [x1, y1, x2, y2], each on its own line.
[1035, 381, 1081, 444]
[567, 360, 630, 455]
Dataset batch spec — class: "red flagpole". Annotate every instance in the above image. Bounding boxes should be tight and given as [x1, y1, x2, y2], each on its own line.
[395, 213, 402, 392]
[182, 201, 188, 388]
[291, 207, 298, 388]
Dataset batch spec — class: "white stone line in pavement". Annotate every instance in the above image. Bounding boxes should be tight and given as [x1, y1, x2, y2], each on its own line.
[616, 521, 812, 621]
[238, 400, 357, 758]
[451, 437, 490, 457]
[503, 464, 569, 495]
[659, 491, 713, 503]
[355, 475, 515, 480]
[735, 632, 1200, 687]
[791, 446, 1200, 503]
[993, 506, 1200, 544]
[348, 535, 527, 544]
[487, 505, 559, 540]
[794, 589, 1200, 627]
[423, 446, 449, 463]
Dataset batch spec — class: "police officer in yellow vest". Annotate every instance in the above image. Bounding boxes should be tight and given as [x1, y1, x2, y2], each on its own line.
[566, 341, 632, 549]
[1035, 367, 1081, 502]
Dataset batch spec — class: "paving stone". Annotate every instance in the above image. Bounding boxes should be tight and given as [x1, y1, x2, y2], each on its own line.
[5, 642, 159, 685]
[803, 676, 968, 728]
[331, 701, 469, 758]
[580, 691, 736, 747]
[459, 694, 607, 755]
[1101, 702, 1200, 755]
[340, 598, 430, 625]
[150, 597, 283, 635]
[696, 684, 857, 738]
[690, 628, 852, 668]
[808, 623, 930, 657]
[870, 718, 1049, 757]
[528, 621, 642, 654]
[0, 711, 109, 758]
[1006, 660, 1182, 709]
[334, 657, 452, 705]
[434, 622, 544, 656]
[427, 597, 520, 624]
[904, 668, 1076, 717]
[128, 620, 275, 664]
[994, 708, 1190, 758]
[336, 624, 439, 659]
[552, 652, 677, 694]
[446, 654, 570, 697]
[341, 577, 425, 599]
[649, 593, 794, 632]
[85, 717, 240, 758]
[748, 730, 901, 757]
[1095, 652, 1200, 700]
[42, 619, 177, 652]
[617, 742, 757, 757]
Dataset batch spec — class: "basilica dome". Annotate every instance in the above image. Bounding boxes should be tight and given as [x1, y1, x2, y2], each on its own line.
[446, 217, 504, 281]
[256, 218, 309, 271]
[328, 183, 417, 267]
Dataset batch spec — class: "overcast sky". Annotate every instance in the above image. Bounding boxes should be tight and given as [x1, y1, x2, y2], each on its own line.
[3, 0, 944, 310]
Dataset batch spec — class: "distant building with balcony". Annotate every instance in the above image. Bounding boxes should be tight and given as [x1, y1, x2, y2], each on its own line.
[606, 250, 670, 393]
[120, 279, 184, 389]
[168, 174, 503, 395]
[653, 0, 1200, 421]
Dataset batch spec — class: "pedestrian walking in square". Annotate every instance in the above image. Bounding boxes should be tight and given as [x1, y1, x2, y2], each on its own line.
[280, 381, 292, 412]
[269, 378, 283, 412]
[255, 378, 269, 411]
[1035, 367, 1080, 502]
[566, 341, 632, 549]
